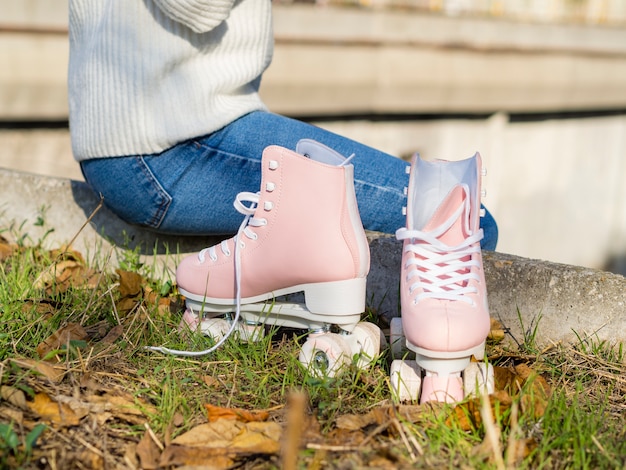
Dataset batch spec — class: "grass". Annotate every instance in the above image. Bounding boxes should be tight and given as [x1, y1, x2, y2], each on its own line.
[0, 226, 625, 469]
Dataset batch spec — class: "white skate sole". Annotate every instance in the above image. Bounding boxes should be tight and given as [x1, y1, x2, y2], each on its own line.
[178, 277, 386, 377]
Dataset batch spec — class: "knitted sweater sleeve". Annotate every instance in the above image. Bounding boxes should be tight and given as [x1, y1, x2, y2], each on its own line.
[152, 0, 237, 33]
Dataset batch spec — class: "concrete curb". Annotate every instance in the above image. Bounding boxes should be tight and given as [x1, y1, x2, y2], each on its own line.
[2, 167, 625, 346]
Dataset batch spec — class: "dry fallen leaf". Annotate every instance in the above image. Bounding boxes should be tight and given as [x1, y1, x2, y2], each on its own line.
[514, 364, 551, 419]
[0, 239, 17, 261]
[136, 430, 161, 470]
[100, 324, 124, 344]
[35, 260, 98, 294]
[487, 318, 506, 343]
[172, 419, 282, 453]
[0, 406, 24, 425]
[1, 385, 27, 409]
[10, 357, 66, 383]
[447, 390, 513, 431]
[36, 322, 89, 360]
[159, 445, 235, 469]
[336, 404, 426, 431]
[204, 403, 270, 423]
[27, 392, 81, 427]
[116, 269, 143, 298]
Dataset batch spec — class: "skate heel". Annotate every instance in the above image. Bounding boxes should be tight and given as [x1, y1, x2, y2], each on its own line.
[303, 277, 367, 315]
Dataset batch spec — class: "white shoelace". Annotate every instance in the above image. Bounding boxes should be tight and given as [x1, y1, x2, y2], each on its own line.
[396, 185, 483, 305]
[147, 192, 265, 356]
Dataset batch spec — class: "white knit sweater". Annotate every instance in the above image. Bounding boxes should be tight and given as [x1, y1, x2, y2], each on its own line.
[68, 0, 273, 161]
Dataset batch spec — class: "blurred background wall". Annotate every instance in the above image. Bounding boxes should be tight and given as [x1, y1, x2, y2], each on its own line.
[2, 0, 626, 273]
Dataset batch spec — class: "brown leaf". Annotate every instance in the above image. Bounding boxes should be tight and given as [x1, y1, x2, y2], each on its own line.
[202, 375, 220, 387]
[0, 240, 17, 261]
[10, 357, 66, 383]
[487, 318, 506, 343]
[172, 419, 282, 454]
[100, 324, 124, 344]
[35, 260, 97, 294]
[115, 297, 139, 314]
[204, 403, 269, 423]
[230, 421, 281, 454]
[136, 431, 161, 470]
[116, 269, 143, 297]
[172, 420, 242, 447]
[22, 300, 56, 319]
[48, 246, 85, 263]
[1, 386, 27, 409]
[27, 392, 81, 427]
[447, 390, 513, 431]
[494, 365, 522, 393]
[0, 406, 24, 424]
[159, 445, 234, 469]
[336, 404, 425, 431]
[37, 323, 89, 360]
[515, 364, 551, 419]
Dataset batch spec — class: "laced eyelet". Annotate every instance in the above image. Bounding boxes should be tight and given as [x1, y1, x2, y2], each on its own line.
[264, 201, 274, 211]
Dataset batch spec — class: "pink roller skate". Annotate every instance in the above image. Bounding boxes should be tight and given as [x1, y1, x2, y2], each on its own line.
[150, 140, 384, 377]
[390, 153, 494, 403]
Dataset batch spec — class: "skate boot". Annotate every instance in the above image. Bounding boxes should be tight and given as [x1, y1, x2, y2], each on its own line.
[150, 140, 384, 377]
[390, 153, 494, 403]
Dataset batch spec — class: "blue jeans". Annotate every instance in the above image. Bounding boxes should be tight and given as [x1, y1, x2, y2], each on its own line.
[81, 111, 498, 250]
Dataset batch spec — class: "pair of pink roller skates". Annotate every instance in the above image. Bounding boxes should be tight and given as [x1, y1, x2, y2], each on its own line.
[163, 139, 494, 403]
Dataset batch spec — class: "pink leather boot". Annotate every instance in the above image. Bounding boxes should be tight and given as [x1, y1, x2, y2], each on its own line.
[390, 153, 494, 403]
[156, 140, 383, 376]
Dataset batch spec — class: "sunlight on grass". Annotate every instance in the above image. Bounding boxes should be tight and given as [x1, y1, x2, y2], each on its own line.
[0, 224, 625, 468]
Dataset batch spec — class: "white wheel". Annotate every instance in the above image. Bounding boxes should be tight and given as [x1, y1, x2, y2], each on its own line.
[351, 322, 385, 369]
[237, 322, 265, 343]
[390, 360, 422, 403]
[463, 362, 495, 398]
[199, 318, 231, 341]
[299, 333, 352, 378]
[390, 317, 407, 359]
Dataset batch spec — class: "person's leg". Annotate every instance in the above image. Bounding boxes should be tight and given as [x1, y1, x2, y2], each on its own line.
[81, 110, 498, 248]
[200, 111, 498, 249]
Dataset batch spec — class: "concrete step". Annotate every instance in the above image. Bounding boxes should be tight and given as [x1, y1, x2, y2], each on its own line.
[1, 167, 624, 347]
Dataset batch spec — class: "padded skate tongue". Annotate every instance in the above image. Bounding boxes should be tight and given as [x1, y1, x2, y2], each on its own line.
[295, 139, 349, 166]
[423, 184, 470, 246]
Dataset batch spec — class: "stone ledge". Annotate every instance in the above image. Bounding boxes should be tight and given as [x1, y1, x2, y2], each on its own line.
[2, 167, 624, 347]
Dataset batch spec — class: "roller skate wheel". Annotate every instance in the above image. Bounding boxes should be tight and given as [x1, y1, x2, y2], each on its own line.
[299, 333, 352, 378]
[237, 323, 265, 343]
[199, 318, 231, 341]
[389, 317, 408, 360]
[351, 322, 385, 368]
[463, 362, 495, 398]
[390, 360, 422, 402]
[178, 309, 200, 333]
[421, 374, 464, 404]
